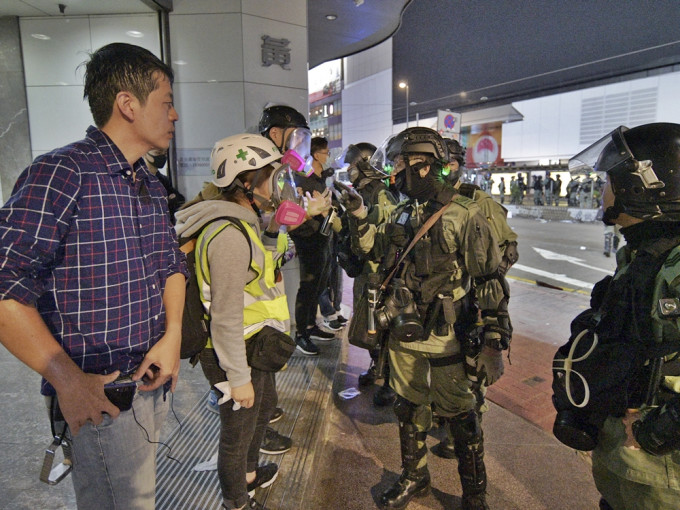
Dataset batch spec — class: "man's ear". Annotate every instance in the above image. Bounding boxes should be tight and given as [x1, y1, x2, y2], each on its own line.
[419, 165, 431, 178]
[115, 91, 136, 122]
[269, 127, 282, 147]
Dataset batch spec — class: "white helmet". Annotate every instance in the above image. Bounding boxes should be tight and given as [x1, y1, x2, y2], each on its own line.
[210, 134, 282, 188]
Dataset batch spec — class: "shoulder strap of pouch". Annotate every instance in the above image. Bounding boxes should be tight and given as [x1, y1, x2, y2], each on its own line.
[380, 202, 451, 291]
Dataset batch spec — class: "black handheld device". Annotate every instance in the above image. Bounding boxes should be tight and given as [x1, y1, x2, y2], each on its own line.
[104, 377, 138, 412]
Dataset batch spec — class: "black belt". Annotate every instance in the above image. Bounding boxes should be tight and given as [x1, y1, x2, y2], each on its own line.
[428, 353, 465, 367]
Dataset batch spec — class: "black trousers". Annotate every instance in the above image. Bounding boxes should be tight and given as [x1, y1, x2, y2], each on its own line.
[199, 348, 277, 509]
[292, 233, 332, 332]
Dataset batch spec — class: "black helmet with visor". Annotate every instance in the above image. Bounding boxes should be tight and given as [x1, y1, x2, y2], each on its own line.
[569, 123, 680, 221]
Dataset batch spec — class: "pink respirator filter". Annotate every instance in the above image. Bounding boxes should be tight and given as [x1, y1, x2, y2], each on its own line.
[275, 201, 307, 226]
[282, 151, 314, 177]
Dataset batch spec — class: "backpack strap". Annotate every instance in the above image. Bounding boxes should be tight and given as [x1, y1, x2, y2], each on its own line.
[196, 216, 252, 281]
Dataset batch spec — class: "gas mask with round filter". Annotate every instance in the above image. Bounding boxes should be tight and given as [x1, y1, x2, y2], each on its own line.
[264, 163, 307, 226]
[281, 127, 314, 177]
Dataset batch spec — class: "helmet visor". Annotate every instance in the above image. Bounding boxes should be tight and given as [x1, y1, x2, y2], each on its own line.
[332, 146, 350, 170]
[286, 127, 312, 158]
[369, 136, 399, 177]
[569, 126, 631, 175]
[569, 125, 664, 190]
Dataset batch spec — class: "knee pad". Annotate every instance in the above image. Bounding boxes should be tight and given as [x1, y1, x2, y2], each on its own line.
[394, 395, 419, 423]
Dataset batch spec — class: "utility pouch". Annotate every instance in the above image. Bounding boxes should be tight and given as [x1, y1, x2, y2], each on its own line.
[441, 295, 457, 324]
[40, 397, 72, 485]
[414, 236, 433, 277]
[435, 311, 450, 337]
[348, 291, 381, 350]
[422, 298, 443, 339]
[453, 295, 482, 382]
[246, 326, 296, 372]
[460, 323, 483, 383]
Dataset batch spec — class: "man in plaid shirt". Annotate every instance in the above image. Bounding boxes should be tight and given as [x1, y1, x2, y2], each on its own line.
[0, 43, 187, 509]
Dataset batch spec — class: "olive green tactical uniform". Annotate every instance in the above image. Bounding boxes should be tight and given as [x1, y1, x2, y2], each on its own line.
[592, 244, 680, 510]
[455, 183, 517, 415]
[355, 192, 502, 474]
[459, 185, 517, 252]
[352, 186, 399, 305]
[350, 183, 400, 399]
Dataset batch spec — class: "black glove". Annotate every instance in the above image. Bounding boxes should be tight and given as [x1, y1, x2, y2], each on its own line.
[633, 397, 680, 456]
[482, 311, 511, 350]
[340, 188, 364, 215]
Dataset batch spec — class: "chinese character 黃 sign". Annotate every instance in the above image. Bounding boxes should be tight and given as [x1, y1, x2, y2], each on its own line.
[261, 35, 291, 70]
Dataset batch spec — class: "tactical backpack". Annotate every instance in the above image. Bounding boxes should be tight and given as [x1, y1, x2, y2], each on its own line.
[179, 217, 250, 361]
[552, 237, 680, 450]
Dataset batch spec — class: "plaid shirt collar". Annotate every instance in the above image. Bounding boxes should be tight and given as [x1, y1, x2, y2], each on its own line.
[86, 125, 152, 183]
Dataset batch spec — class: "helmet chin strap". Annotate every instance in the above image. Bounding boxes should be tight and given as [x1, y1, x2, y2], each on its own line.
[252, 191, 274, 211]
[602, 200, 624, 226]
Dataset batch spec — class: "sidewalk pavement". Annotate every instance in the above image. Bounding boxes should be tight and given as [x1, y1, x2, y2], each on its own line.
[487, 277, 590, 432]
[299, 276, 601, 509]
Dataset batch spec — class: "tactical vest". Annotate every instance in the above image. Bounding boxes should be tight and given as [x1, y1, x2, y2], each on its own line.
[195, 219, 290, 347]
[384, 195, 478, 329]
[552, 237, 680, 449]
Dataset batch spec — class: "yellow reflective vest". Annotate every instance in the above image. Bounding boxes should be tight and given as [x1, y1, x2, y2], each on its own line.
[195, 218, 290, 348]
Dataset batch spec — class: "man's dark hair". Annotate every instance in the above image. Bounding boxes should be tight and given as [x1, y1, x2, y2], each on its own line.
[83, 43, 174, 127]
[311, 136, 328, 155]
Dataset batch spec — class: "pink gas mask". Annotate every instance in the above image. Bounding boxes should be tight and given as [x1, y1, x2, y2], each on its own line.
[281, 128, 314, 177]
[269, 164, 307, 226]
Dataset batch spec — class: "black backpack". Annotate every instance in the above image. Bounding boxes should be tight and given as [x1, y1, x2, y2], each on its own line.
[179, 217, 250, 362]
[552, 237, 680, 450]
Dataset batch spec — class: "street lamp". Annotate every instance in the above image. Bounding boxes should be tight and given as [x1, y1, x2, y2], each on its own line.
[399, 81, 409, 128]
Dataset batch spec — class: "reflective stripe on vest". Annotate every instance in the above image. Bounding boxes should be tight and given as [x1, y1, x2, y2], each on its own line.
[195, 219, 290, 347]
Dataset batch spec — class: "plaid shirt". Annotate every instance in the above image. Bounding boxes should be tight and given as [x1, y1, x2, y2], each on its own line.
[0, 127, 187, 394]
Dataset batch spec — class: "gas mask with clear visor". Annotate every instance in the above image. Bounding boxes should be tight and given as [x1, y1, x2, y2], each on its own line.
[262, 163, 307, 226]
[281, 127, 314, 177]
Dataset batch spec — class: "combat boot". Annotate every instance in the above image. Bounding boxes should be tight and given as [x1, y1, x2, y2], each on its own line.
[378, 467, 430, 509]
[380, 397, 431, 509]
[373, 384, 396, 406]
[358, 362, 377, 387]
[450, 411, 488, 510]
[455, 437, 488, 510]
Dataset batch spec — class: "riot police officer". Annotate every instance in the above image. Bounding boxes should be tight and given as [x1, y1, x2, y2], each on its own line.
[430, 138, 518, 458]
[556, 123, 680, 509]
[335, 142, 400, 406]
[342, 127, 508, 510]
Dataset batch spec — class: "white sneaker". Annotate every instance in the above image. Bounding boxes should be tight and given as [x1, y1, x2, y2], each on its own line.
[320, 316, 343, 332]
